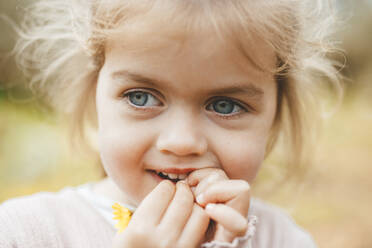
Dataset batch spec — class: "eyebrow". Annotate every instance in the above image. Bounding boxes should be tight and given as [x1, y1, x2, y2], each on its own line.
[111, 70, 264, 99]
[112, 70, 161, 88]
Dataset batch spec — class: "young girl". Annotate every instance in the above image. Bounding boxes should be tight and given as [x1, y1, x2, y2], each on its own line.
[0, 0, 341, 247]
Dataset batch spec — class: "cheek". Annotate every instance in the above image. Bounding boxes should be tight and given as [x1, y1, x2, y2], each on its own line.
[97, 124, 156, 203]
[97, 122, 152, 176]
[98, 123, 150, 167]
[215, 135, 267, 183]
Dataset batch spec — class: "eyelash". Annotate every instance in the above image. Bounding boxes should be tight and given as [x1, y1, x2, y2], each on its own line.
[121, 89, 250, 118]
[122, 89, 163, 111]
[205, 97, 248, 119]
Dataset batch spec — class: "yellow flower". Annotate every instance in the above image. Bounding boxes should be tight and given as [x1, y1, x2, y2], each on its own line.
[112, 203, 132, 233]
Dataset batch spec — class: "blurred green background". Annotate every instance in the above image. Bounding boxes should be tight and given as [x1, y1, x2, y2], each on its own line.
[1, 1, 372, 247]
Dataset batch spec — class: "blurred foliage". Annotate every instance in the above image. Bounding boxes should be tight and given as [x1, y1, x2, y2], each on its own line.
[1, 1, 372, 248]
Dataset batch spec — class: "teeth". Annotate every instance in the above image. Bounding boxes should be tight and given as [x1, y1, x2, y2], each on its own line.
[168, 173, 178, 179]
[178, 174, 187, 180]
[156, 171, 187, 180]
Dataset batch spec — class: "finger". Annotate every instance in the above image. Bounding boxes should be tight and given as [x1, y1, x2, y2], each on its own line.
[196, 180, 250, 215]
[187, 168, 227, 187]
[132, 180, 175, 225]
[178, 204, 210, 248]
[192, 172, 222, 197]
[158, 181, 194, 242]
[205, 203, 248, 237]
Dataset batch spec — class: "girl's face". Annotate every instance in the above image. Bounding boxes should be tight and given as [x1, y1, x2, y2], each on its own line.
[96, 32, 277, 206]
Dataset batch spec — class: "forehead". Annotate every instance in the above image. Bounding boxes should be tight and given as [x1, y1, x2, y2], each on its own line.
[101, 0, 278, 73]
[105, 27, 276, 85]
[106, 30, 275, 80]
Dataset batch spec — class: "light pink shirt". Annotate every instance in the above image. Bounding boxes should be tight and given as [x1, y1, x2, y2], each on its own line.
[0, 184, 317, 247]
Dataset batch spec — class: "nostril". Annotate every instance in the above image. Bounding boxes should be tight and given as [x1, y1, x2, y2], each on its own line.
[158, 146, 204, 157]
[156, 136, 207, 156]
[159, 149, 201, 157]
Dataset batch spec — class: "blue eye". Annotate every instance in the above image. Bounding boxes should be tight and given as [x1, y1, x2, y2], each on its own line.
[207, 99, 245, 115]
[125, 90, 161, 107]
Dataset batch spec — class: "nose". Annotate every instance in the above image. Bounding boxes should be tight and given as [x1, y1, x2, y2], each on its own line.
[156, 113, 207, 157]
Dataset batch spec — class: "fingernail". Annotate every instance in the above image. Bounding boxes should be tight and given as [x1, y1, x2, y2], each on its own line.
[206, 203, 216, 211]
[177, 180, 187, 187]
[196, 194, 204, 204]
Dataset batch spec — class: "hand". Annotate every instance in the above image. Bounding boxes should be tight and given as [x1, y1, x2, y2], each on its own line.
[187, 168, 251, 243]
[112, 180, 210, 248]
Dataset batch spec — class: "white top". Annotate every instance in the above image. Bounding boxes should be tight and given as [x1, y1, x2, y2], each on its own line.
[74, 183, 317, 248]
[75, 183, 257, 247]
[0, 183, 317, 248]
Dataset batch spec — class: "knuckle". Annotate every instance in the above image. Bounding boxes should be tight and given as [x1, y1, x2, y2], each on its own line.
[212, 168, 227, 178]
[235, 218, 248, 235]
[241, 183, 250, 194]
[205, 174, 220, 184]
[209, 170, 225, 180]
[158, 237, 174, 248]
[236, 180, 250, 194]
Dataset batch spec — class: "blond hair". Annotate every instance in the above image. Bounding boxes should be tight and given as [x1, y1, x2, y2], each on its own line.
[12, 0, 343, 178]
